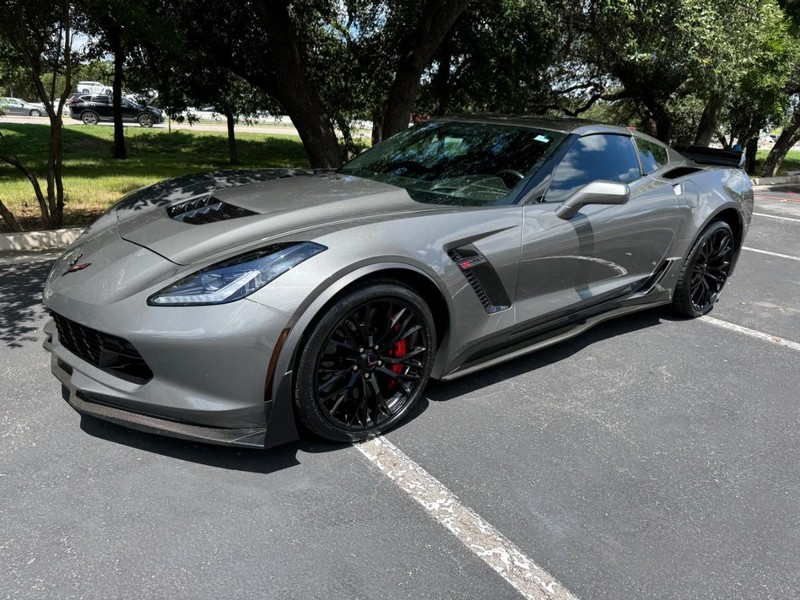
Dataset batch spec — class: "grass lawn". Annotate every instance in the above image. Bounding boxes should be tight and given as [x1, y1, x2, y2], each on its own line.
[754, 149, 800, 175]
[0, 122, 309, 232]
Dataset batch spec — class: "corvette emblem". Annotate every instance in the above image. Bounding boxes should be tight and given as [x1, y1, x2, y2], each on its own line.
[63, 262, 92, 274]
[61, 249, 91, 276]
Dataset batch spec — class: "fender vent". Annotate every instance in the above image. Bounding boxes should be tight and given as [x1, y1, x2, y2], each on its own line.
[448, 245, 511, 314]
[168, 195, 256, 224]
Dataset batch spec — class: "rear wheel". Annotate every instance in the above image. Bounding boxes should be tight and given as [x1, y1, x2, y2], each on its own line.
[294, 283, 436, 442]
[81, 111, 99, 125]
[673, 220, 735, 317]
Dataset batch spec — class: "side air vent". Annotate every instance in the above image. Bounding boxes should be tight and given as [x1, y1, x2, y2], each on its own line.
[168, 195, 256, 224]
[663, 166, 703, 180]
[448, 245, 511, 314]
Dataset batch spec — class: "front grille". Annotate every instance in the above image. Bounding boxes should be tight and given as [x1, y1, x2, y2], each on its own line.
[51, 313, 153, 384]
[168, 195, 256, 224]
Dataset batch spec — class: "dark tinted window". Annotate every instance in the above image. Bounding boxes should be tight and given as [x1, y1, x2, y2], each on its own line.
[89, 95, 109, 104]
[635, 138, 669, 174]
[545, 134, 641, 202]
[340, 121, 566, 206]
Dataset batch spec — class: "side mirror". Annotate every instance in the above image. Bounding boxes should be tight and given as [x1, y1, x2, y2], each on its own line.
[555, 181, 630, 220]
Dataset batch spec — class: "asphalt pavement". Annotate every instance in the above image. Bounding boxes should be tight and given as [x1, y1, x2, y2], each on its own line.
[1, 188, 799, 599]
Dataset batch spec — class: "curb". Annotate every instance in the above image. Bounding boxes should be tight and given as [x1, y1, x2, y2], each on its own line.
[751, 174, 800, 187]
[0, 227, 83, 252]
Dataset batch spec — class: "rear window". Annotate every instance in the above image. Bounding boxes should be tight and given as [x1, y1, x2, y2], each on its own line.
[635, 138, 669, 174]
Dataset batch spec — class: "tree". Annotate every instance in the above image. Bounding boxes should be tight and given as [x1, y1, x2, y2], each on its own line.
[76, 0, 173, 159]
[576, 0, 791, 144]
[414, 0, 565, 117]
[0, 0, 79, 230]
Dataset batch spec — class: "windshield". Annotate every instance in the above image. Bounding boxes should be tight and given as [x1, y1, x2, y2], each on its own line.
[340, 121, 565, 206]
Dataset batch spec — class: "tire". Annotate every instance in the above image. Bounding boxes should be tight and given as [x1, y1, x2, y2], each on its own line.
[294, 282, 436, 442]
[29, 109, 41, 117]
[138, 113, 154, 127]
[81, 111, 99, 125]
[81, 88, 89, 94]
[673, 220, 735, 317]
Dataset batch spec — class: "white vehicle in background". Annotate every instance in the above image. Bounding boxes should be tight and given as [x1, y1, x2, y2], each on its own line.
[76, 81, 109, 94]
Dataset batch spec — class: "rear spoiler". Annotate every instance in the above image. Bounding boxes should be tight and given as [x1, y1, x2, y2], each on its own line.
[673, 145, 744, 168]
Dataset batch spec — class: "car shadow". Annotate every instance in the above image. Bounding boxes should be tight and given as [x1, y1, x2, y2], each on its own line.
[76, 308, 667, 472]
[422, 307, 668, 404]
[0, 257, 52, 349]
[79, 415, 346, 474]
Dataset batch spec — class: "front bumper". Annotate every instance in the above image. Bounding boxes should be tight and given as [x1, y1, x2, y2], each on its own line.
[48, 343, 268, 448]
[42, 297, 297, 449]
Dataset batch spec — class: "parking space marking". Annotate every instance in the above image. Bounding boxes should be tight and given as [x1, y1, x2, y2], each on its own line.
[356, 436, 579, 600]
[742, 247, 800, 262]
[700, 316, 800, 352]
[753, 212, 800, 223]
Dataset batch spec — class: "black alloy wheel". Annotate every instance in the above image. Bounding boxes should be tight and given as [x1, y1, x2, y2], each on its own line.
[673, 220, 735, 317]
[295, 283, 436, 442]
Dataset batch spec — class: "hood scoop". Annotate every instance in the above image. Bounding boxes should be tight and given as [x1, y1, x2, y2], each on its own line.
[168, 194, 256, 225]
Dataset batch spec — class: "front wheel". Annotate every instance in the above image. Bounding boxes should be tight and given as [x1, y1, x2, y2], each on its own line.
[673, 220, 735, 317]
[81, 111, 99, 125]
[138, 113, 154, 127]
[29, 109, 41, 117]
[294, 283, 436, 442]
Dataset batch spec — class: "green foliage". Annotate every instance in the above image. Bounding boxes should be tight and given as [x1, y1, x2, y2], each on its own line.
[0, 123, 309, 230]
[578, 0, 796, 142]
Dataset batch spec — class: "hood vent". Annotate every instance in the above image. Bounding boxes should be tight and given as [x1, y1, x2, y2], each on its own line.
[168, 194, 256, 225]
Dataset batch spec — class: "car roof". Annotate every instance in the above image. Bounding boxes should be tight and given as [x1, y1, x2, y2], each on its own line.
[436, 114, 634, 137]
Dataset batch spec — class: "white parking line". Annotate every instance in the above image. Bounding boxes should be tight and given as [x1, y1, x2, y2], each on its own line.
[753, 212, 800, 223]
[356, 436, 580, 600]
[742, 247, 800, 262]
[700, 316, 800, 352]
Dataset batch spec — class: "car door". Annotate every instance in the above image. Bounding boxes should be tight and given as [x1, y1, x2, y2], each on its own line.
[5, 99, 25, 115]
[120, 98, 139, 121]
[90, 95, 112, 119]
[515, 133, 682, 326]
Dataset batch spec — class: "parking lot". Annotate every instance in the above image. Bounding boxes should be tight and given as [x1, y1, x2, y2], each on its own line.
[1, 186, 798, 600]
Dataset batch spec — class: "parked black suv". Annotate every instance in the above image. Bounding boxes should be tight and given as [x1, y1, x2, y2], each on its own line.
[68, 94, 164, 127]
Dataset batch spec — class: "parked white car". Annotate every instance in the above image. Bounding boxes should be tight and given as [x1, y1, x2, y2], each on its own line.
[76, 81, 110, 95]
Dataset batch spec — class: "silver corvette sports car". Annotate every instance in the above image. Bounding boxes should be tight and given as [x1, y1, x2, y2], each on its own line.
[43, 116, 753, 448]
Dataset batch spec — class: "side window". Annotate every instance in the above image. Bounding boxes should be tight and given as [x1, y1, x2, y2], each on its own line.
[545, 134, 642, 202]
[635, 138, 669, 174]
[89, 95, 109, 104]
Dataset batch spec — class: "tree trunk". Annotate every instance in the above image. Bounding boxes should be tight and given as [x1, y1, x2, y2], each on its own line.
[371, 109, 384, 146]
[253, 0, 342, 168]
[693, 93, 723, 147]
[46, 119, 65, 228]
[109, 25, 127, 159]
[380, 0, 469, 140]
[761, 112, 800, 177]
[226, 112, 238, 165]
[0, 199, 24, 232]
[336, 117, 358, 159]
[744, 138, 758, 175]
[432, 45, 453, 116]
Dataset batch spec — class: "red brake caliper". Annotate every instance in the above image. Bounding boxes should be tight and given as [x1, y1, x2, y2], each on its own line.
[386, 325, 407, 392]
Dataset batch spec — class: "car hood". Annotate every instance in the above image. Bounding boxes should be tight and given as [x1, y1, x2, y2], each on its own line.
[113, 170, 442, 265]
